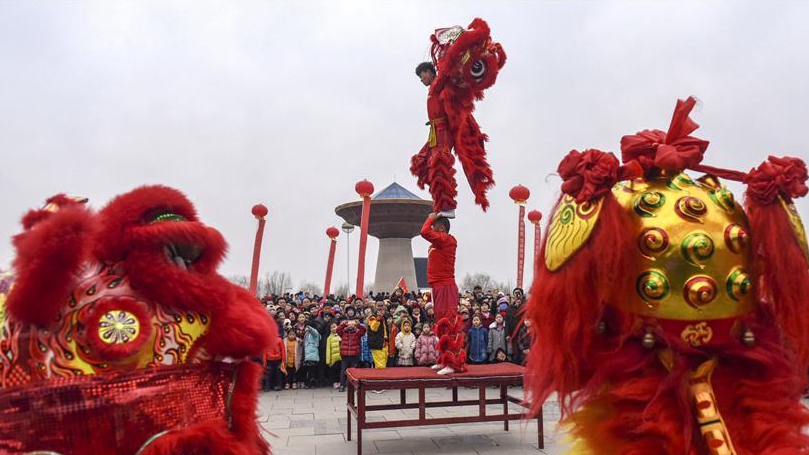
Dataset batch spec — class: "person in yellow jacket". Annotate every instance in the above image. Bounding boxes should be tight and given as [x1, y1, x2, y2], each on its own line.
[325, 322, 342, 389]
[366, 309, 389, 369]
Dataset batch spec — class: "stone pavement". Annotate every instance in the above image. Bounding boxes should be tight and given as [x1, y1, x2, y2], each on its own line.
[258, 386, 568, 455]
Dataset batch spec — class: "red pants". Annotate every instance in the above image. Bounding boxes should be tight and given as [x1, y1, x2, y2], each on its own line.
[433, 283, 459, 324]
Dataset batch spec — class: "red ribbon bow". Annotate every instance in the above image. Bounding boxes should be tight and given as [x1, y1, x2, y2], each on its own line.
[558, 149, 642, 202]
[745, 156, 809, 205]
[620, 97, 709, 175]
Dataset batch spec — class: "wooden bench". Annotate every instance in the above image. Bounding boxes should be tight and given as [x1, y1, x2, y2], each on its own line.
[345, 363, 542, 455]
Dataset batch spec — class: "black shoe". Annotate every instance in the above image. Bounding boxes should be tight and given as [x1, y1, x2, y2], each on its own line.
[339, 386, 346, 392]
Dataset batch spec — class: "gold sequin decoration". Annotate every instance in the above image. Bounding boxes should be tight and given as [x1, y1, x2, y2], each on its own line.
[684, 276, 718, 309]
[723, 224, 748, 254]
[634, 191, 666, 217]
[675, 196, 708, 223]
[639, 227, 669, 260]
[726, 268, 752, 302]
[544, 195, 604, 272]
[681, 231, 715, 269]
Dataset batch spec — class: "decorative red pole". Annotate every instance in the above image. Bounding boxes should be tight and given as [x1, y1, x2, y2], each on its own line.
[509, 185, 530, 289]
[249, 204, 269, 297]
[355, 180, 374, 297]
[324, 226, 340, 296]
[527, 210, 543, 262]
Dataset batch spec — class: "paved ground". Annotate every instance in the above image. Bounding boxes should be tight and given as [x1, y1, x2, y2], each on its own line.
[258, 386, 567, 455]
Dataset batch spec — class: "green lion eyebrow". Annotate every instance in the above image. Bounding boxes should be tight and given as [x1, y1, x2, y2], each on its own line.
[149, 213, 187, 224]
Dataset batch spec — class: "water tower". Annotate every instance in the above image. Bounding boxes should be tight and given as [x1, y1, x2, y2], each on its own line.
[335, 182, 432, 293]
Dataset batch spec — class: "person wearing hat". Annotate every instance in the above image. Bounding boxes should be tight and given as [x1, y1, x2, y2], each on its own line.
[505, 288, 525, 337]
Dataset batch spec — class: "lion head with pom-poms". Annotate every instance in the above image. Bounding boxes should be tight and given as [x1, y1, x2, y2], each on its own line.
[0, 185, 276, 455]
[524, 97, 809, 455]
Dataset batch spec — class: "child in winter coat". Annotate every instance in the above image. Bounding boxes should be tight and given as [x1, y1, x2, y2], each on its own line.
[395, 318, 416, 366]
[467, 314, 489, 364]
[414, 323, 439, 366]
[487, 313, 510, 362]
[325, 323, 342, 389]
[262, 334, 285, 391]
[336, 319, 366, 392]
[283, 329, 303, 389]
[302, 324, 321, 388]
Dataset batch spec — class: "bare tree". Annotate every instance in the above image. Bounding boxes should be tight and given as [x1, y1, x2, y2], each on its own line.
[228, 275, 248, 289]
[459, 272, 509, 294]
[333, 282, 350, 299]
[298, 280, 323, 296]
[258, 271, 293, 296]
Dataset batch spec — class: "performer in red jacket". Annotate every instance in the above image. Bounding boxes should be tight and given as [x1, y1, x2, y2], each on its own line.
[421, 212, 466, 374]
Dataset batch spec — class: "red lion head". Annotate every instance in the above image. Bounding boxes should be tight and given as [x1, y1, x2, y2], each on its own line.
[1, 185, 275, 455]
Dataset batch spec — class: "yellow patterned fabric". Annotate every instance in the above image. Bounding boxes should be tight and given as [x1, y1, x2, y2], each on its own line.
[545, 195, 604, 271]
[0, 263, 210, 387]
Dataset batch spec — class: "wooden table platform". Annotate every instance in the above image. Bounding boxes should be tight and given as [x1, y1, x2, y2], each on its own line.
[345, 363, 542, 455]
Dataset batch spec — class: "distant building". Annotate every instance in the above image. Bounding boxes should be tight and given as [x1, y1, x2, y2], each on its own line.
[335, 182, 432, 293]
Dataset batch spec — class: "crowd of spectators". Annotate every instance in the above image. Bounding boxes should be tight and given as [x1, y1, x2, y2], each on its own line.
[259, 285, 531, 392]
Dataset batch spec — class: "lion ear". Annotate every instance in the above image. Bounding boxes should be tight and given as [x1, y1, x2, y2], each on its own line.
[8, 204, 95, 326]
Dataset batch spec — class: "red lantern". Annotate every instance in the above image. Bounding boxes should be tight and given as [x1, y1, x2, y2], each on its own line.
[326, 226, 340, 239]
[509, 184, 530, 204]
[528, 210, 543, 263]
[251, 204, 268, 219]
[355, 180, 375, 198]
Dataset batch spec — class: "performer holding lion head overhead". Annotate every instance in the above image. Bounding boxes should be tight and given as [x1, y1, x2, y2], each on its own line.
[0, 185, 275, 455]
[525, 97, 809, 455]
[411, 17, 506, 219]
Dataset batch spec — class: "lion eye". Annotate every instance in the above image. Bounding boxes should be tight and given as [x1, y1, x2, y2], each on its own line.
[470, 60, 486, 79]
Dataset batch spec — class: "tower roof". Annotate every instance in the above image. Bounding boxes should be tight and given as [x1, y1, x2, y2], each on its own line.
[372, 182, 423, 200]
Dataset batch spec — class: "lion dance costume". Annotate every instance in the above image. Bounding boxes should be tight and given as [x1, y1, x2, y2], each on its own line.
[525, 97, 809, 454]
[410, 18, 506, 213]
[0, 186, 276, 455]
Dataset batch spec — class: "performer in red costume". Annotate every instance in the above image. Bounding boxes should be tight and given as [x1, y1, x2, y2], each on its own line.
[421, 212, 465, 374]
[525, 97, 809, 455]
[0, 186, 275, 455]
[410, 18, 506, 218]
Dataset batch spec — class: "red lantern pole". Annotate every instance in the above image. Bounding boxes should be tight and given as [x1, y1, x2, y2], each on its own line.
[528, 210, 543, 261]
[509, 185, 530, 289]
[324, 227, 340, 296]
[249, 204, 269, 296]
[355, 180, 374, 297]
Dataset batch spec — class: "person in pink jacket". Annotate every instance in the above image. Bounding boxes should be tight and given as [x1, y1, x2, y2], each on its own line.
[414, 323, 439, 366]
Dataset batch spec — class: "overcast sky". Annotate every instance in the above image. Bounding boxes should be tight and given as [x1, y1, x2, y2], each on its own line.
[1, 1, 808, 293]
